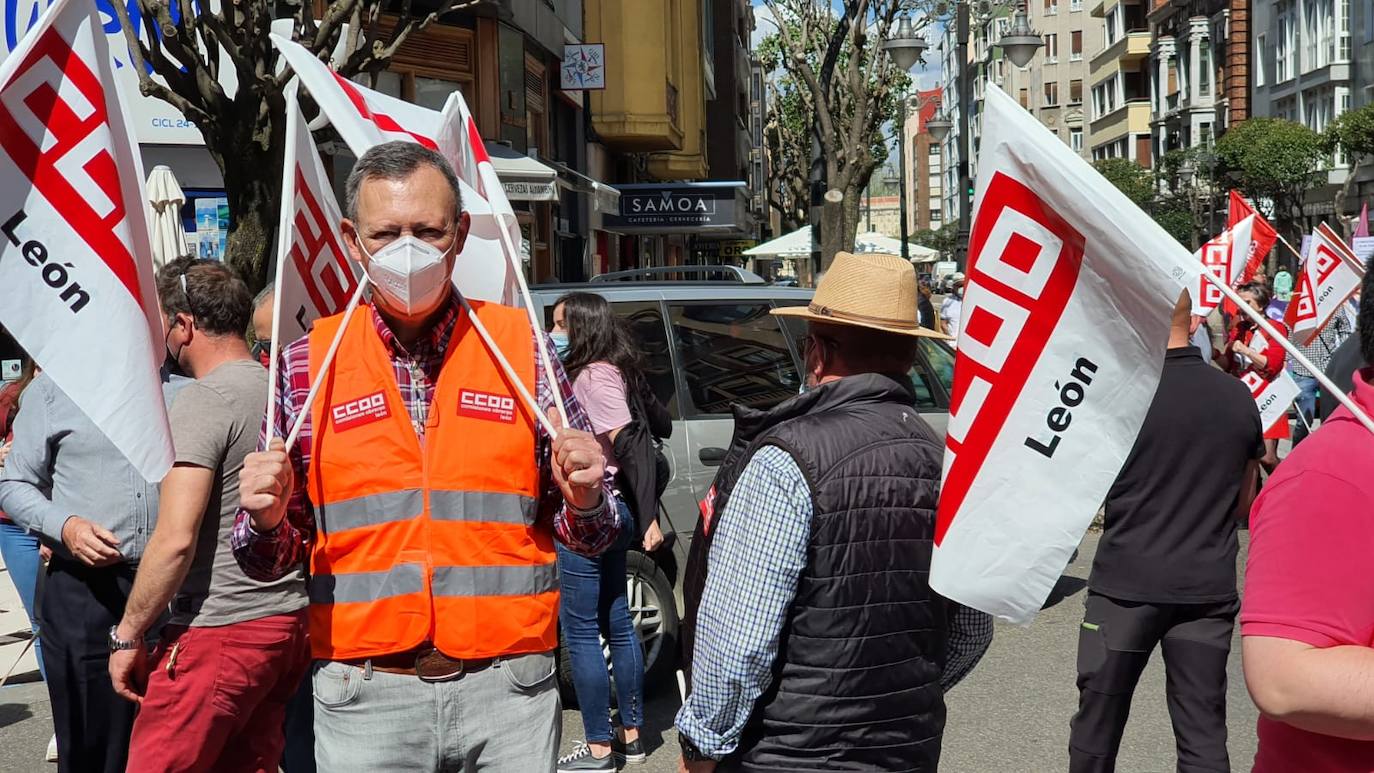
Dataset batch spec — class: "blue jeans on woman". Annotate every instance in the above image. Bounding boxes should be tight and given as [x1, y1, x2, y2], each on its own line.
[0, 519, 43, 679]
[557, 500, 644, 742]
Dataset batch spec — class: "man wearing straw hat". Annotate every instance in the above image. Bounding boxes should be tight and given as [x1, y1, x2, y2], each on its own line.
[675, 252, 993, 772]
[231, 142, 619, 772]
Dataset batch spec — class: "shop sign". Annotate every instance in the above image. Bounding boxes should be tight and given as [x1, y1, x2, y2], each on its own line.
[502, 179, 558, 202]
[560, 44, 605, 90]
[605, 184, 746, 232]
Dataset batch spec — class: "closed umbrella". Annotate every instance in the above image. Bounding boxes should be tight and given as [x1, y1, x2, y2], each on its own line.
[146, 165, 189, 268]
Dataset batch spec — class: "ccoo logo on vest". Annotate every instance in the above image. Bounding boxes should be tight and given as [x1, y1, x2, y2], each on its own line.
[331, 391, 390, 431]
[458, 389, 515, 424]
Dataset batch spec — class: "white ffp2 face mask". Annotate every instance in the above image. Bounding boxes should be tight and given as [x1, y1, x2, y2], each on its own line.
[360, 235, 451, 316]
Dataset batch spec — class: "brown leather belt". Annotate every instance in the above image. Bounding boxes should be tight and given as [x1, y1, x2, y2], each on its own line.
[345, 644, 496, 682]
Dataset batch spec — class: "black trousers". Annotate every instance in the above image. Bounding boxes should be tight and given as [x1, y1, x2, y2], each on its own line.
[1068, 591, 1238, 773]
[38, 556, 139, 773]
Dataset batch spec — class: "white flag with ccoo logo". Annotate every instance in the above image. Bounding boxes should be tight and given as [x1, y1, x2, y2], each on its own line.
[931, 84, 1201, 624]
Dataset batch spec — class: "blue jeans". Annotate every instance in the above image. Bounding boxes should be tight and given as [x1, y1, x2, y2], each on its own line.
[557, 500, 644, 742]
[0, 520, 43, 679]
[1293, 373, 1319, 445]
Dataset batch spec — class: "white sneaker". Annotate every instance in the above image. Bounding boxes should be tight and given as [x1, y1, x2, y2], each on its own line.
[45, 734, 57, 762]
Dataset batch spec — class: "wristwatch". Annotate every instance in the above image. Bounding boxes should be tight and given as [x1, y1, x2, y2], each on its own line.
[108, 625, 138, 653]
[679, 733, 712, 763]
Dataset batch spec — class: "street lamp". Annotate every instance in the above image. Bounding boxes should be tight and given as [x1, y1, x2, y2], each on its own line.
[925, 116, 953, 142]
[948, 0, 1044, 272]
[998, 1, 1045, 68]
[883, 15, 930, 72]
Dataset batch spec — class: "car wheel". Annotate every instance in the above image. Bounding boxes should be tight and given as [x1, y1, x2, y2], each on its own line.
[557, 549, 680, 708]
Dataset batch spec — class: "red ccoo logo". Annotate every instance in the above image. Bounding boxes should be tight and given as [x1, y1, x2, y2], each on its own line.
[937, 172, 1087, 544]
[330, 391, 390, 432]
[458, 389, 516, 424]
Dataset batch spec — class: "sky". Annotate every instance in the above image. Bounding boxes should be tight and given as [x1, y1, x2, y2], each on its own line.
[750, 1, 946, 91]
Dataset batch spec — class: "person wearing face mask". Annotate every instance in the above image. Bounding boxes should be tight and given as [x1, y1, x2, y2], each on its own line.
[231, 142, 620, 773]
[675, 253, 992, 772]
[106, 258, 309, 772]
[251, 283, 275, 367]
[0, 312, 188, 773]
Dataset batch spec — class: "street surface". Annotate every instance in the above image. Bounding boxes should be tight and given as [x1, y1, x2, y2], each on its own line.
[0, 532, 1258, 772]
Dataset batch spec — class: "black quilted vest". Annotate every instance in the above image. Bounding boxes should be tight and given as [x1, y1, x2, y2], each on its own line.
[681, 373, 949, 772]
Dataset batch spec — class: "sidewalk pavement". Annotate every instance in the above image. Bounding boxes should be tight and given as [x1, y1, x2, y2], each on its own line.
[0, 532, 1261, 772]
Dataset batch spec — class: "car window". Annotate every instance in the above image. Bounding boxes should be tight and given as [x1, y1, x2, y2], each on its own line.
[918, 338, 956, 396]
[669, 303, 800, 416]
[611, 301, 680, 420]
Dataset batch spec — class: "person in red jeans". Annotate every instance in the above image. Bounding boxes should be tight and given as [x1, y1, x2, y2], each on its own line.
[1241, 260, 1374, 772]
[108, 258, 309, 772]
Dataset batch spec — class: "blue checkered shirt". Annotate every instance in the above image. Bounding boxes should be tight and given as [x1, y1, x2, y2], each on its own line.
[674, 445, 994, 759]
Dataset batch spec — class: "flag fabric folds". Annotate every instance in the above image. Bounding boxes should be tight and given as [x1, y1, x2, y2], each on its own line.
[1226, 190, 1280, 285]
[0, 0, 173, 481]
[930, 84, 1199, 624]
[1192, 215, 1254, 318]
[1288, 223, 1363, 346]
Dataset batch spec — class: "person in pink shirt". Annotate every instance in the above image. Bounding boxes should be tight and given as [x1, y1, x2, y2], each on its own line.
[1241, 262, 1374, 772]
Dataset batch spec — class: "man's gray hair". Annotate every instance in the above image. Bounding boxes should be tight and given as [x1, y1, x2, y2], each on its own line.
[345, 141, 464, 220]
[253, 283, 274, 310]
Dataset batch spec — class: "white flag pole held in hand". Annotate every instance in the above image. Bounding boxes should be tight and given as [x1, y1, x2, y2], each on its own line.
[1202, 270, 1374, 435]
[284, 275, 371, 451]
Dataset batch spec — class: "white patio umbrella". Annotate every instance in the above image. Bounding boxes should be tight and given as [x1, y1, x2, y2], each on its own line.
[146, 165, 189, 268]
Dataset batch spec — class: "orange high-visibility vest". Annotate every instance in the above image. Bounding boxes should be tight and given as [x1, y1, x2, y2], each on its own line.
[304, 300, 556, 661]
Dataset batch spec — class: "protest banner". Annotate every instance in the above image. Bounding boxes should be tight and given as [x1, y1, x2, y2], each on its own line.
[1227, 190, 1280, 281]
[0, 0, 172, 480]
[266, 82, 362, 433]
[1193, 214, 1254, 317]
[1289, 223, 1363, 345]
[1241, 370, 1301, 436]
[930, 84, 1199, 624]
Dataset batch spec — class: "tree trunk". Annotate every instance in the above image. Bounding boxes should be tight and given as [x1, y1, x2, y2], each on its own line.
[840, 184, 863, 252]
[819, 192, 846, 271]
[1336, 155, 1364, 241]
[211, 101, 288, 293]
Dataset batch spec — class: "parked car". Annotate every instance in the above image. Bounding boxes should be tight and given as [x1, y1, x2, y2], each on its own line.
[530, 273, 956, 697]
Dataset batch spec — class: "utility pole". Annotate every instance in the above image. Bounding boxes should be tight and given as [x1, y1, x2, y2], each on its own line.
[898, 97, 912, 262]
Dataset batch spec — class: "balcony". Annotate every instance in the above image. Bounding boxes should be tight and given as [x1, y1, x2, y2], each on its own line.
[1090, 99, 1152, 141]
[1094, 29, 1151, 68]
[586, 0, 685, 152]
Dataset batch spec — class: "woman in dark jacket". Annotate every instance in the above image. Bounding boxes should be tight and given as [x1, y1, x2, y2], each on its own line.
[550, 292, 659, 772]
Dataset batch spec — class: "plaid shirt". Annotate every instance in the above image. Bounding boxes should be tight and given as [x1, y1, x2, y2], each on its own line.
[674, 445, 994, 759]
[1290, 307, 1355, 379]
[230, 292, 619, 581]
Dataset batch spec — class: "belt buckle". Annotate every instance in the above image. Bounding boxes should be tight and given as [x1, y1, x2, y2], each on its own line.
[415, 646, 464, 683]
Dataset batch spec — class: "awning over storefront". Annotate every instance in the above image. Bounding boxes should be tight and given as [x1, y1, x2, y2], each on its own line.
[550, 161, 621, 215]
[603, 182, 749, 235]
[484, 142, 559, 202]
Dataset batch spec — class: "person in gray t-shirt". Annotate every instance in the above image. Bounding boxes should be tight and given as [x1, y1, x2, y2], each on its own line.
[109, 258, 310, 771]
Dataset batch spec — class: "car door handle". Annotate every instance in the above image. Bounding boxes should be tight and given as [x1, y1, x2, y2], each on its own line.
[699, 447, 727, 466]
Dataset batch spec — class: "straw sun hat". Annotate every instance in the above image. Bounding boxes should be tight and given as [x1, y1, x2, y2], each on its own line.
[773, 251, 949, 338]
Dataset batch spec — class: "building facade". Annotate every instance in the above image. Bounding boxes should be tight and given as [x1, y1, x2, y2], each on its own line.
[1029, 0, 1104, 159]
[1088, 0, 1153, 162]
[1252, 0, 1352, 194]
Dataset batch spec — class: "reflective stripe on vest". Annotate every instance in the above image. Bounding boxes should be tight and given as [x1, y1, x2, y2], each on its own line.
[317, 489, 537, 535]
[309, 561, 556, 605]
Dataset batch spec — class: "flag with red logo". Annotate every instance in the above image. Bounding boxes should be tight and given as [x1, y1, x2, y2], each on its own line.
[1192, 215, 1254, 317]
[272, 84, 360, 346]
[1226, 190, 1280, 287]
[930, 84, 1200, 623]
[0, 0, 172, 481]
[1241, 370, 1301, 435]
[271, 33, 517, 304]
[1287, 223, 1363, 345]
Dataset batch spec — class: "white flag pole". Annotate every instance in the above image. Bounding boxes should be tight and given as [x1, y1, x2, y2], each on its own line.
[285, 275, 371, 450]
[453, 290, 559, 438]
[1201, 270, 1374, 435]
[266, 80, 302, 439]
[489, 188, 569, 429]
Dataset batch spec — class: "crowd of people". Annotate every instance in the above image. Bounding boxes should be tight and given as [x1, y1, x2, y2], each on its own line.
[0, 139, 1372, 773]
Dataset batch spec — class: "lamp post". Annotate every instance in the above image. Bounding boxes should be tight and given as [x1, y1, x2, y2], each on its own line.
[947, 0, 1043, 272]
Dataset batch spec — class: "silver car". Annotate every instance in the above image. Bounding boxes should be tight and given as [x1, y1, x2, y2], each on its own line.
[531, 274, 956, 694]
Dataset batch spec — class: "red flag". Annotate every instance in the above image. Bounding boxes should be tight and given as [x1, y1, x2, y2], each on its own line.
[1228, 191, 1279, 283]
[1288, 223, 1363, 345]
